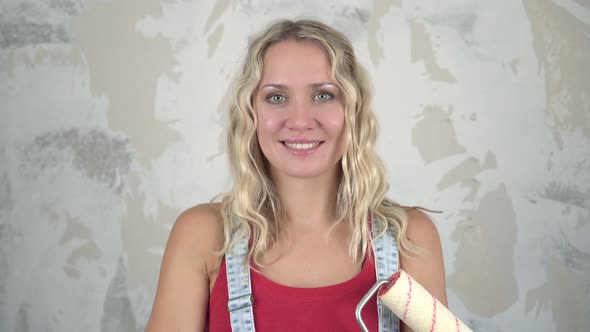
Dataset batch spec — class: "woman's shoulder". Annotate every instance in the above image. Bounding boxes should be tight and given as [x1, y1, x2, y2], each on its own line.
[146, 203, 225, 331]
[174, 202, 224, 232]
[403, 207, 441, 244]
[166, 203, 225, 263]
[400, 207, 448, 306]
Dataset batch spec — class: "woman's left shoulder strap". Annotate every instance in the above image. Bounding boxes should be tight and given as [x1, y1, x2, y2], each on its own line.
[225, 219, 257, 331]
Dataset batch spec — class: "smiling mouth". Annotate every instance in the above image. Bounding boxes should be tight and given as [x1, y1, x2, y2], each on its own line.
[281, 141, 324, 150]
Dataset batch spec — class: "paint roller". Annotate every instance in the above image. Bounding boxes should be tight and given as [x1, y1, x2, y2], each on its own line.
[356, 270, 473, 332]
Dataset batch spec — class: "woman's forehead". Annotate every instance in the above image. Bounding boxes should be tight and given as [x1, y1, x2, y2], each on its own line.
[260, 40, 333, 84]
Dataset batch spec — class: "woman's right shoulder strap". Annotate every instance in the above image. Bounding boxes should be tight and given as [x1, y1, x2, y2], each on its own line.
[371, 217, 400, 332]
[225, 217, 256, 331]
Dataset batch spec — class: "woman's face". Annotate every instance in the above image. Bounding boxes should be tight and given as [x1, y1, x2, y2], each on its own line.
[254, 39, 346, 180]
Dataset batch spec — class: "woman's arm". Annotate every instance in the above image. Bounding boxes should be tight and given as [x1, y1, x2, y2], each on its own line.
[399, 208, 448, 332]
[145, 204, 224, 332]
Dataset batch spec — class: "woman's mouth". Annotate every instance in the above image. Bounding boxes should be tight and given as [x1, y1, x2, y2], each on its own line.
[283, 141, 321, 149]
[281, 140, 324, 154]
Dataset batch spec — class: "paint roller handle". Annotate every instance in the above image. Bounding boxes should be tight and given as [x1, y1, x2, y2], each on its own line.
[355, 279, 391, 332]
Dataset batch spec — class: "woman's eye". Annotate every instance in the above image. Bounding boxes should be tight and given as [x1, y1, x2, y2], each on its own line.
[314, 92, 334, 101]
[266, 94, 286, 104]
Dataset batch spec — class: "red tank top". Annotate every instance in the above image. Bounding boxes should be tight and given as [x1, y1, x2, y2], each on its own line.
[207, 254, 379, 331]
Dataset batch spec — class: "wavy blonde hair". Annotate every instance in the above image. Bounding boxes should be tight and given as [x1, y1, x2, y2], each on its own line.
[218, 19, 419, 265]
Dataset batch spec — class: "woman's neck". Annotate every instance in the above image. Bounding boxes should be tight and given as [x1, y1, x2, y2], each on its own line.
[272, 168, 340, 229]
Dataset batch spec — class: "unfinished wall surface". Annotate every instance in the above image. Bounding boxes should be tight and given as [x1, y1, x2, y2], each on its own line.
[1, 0, 589, 331]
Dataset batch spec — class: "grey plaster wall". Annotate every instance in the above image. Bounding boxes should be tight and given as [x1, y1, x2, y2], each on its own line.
[1, 0, 589, 331]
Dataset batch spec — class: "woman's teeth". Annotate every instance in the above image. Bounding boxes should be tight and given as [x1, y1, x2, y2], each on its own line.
[284, 142, 321, 150]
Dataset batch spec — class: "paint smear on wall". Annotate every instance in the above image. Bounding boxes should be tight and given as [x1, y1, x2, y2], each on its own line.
[526, 255, 590, 331]
[203, 0, 230, 34]
[101, 255, 141, 332]
[120, 174, 180, 311]
[0, 0, 87, 48]
[509, 58, 520, 75]
[0, 0, 95, 80]
[43, 207, 102, 279]
[541, 180, 589, 210]
[0, 172, 13, 222]
[463, 319, 502, 332]
[19, 129, 132, 193]
[412, 106, 466, 163]
[72, 0, 180, 164]
[410, 20, 457, 83]
[437, 152, 497, 201]
[59, 211, 101, 278]
[577, 211, 590, 229]
[0, 216, 12, 325]
[367, 0, 400, 66]
[14, 303, 31, 332]
[424, 6, 477, 45]
[207, 23, 224, 58]
[523, 0, 590, 146]
[448, 184, 518, 316]
[207, 84, 232, 162]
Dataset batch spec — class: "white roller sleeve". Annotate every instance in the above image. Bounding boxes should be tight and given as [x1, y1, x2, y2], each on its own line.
[379, 270, 473, 332]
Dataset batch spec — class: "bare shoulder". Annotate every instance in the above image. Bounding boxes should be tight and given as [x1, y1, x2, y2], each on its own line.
[400, 207, 448, 306]
[174, 202, 224, 232]
[169, 203, 225, 252]
[145, 202, 225, 332]
[404, 208, 442, 251]
[164, 203, 225, 265]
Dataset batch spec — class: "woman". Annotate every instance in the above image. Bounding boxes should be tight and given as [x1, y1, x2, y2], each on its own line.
[146, 19, 446, 331]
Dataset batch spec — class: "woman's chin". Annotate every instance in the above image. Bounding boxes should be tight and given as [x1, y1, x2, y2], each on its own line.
[274, 165, 338, 180]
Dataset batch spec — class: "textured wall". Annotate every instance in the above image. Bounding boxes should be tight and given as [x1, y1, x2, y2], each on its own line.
[1, 0, 589, 331]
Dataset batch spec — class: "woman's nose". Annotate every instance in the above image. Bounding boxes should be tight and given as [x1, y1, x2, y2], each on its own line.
[286, 99, 316, 130]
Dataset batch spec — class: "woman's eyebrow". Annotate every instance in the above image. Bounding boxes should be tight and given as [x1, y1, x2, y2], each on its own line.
[258, 82, 339, 91]
[259, 83, 287, 90]
[310, 82, 338, 89]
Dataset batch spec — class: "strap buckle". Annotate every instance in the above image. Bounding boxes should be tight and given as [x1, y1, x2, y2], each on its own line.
[227, 293, 254, 312]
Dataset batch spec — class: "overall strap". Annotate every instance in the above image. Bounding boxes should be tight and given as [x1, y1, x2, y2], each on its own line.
[225, 219, 256, 332]
[372, 217, 401, 332]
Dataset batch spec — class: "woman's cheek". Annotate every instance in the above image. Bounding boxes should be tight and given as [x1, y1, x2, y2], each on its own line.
[321, 111, 345, 134]
[258, 114, 279, 134]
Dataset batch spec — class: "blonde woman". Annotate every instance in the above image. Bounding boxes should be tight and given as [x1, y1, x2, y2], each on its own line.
[146, 19, 446, 332]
